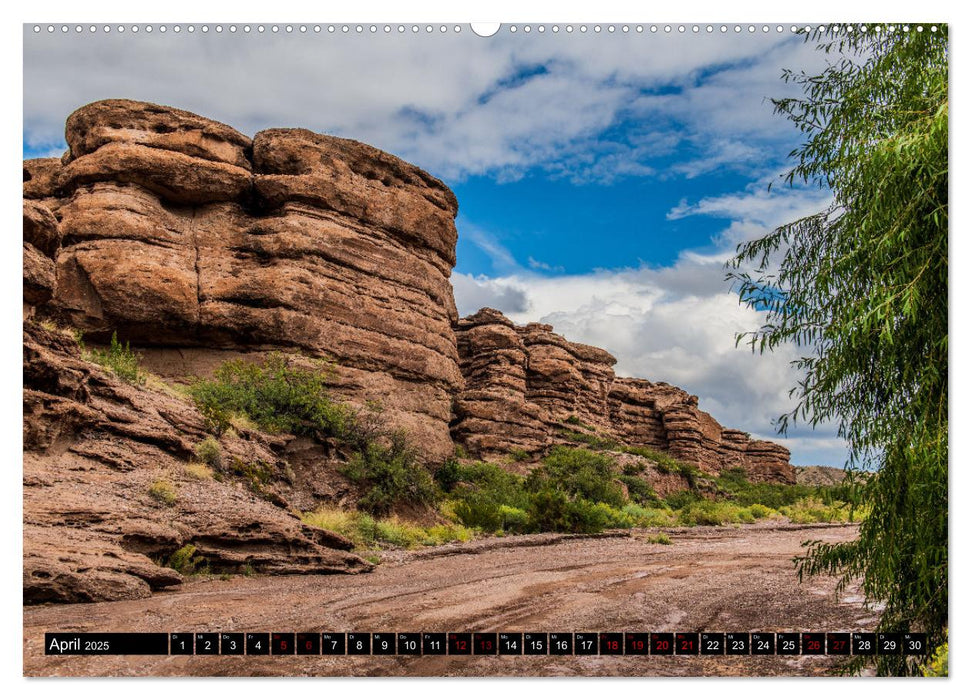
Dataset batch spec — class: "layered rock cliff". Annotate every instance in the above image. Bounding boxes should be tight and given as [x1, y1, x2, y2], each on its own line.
[452, 308, 794, 483]
[25, 99, 461, 463]
[23, 100, 795, 603]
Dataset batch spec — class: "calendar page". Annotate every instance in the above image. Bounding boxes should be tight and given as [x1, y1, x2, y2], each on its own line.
[21, 15, 949, 680]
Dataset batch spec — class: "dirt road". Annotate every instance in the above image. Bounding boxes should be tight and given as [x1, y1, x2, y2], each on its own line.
[23, 523, 874, 677]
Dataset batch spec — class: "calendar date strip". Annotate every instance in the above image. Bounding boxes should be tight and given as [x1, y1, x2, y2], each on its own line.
[44, 631, 927, 656]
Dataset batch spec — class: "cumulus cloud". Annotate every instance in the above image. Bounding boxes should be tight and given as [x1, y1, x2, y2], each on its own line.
[23, 27, 821, 184]
[451, 273, 530, 314]
[451, 184, 848, 467]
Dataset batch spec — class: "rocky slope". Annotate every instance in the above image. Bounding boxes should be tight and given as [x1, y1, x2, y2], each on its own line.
[795, 465, 851, 487]
[23, 100, 796, 604]
[23, 322, 372, 604]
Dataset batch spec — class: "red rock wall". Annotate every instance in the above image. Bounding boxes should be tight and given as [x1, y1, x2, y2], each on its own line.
[24, 99, 462, 462]
[453, 309, 795, 484]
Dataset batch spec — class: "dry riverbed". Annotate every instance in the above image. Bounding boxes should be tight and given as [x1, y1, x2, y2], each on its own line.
[23, 522, 874, 677]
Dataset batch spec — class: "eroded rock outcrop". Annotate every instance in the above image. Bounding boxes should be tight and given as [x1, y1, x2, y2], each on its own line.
[22, 99, 461, 604]
[26, 99, 461, 462]
[452, 308, 795, 484]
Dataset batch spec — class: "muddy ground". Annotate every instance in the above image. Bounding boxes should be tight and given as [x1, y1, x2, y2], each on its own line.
[23, 522, 875, 677]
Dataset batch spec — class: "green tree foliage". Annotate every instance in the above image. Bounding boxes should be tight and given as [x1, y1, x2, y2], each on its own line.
[526, 446, 626, 507]
[727, 24, 947, 676]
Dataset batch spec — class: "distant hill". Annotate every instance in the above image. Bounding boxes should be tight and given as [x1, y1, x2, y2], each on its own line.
[795, 465, 850, 486]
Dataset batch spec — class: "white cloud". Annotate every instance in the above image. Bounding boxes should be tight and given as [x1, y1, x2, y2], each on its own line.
[23, 27, 825, 183]
[451, 184, 847, 466]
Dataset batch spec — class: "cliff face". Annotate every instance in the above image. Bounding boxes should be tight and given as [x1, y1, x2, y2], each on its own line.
[452, 309, 794, 484]
[25, 99, 461, 463]
[23, 100, 796, 603]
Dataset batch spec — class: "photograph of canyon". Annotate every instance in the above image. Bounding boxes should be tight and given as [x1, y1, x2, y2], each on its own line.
[21, 22, 948, 678]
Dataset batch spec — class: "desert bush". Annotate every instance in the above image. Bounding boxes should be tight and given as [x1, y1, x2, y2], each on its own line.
[618, 474, 662, 506]
[779, 497, 855, 524]
[192, 356, 436, 515]
[497, 505, 530, 533]
[622, 445, 698, 478]
[85, 332, 146, 385]
[525, 491, 612, 534]
[746, 503, 778, 520]
[340, 432, 439, 516]
[188, 353, 348, 436]
[183, 462, 213, 480]
[166, 544, 207, 575]
[148, 478, 177, 506]
[665, 489, 700, 510]
[645, 533, 673, 545]
[676, 500, 749, 526]
[194, 436, 223, 469]
[301, 506, 474, 549]
[556, 429, 620, 451]
[621, 503, 676, 527]
[528, 447, 625, 508]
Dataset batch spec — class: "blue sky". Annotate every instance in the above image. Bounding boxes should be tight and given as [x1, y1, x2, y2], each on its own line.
[23, 25, 846, 466]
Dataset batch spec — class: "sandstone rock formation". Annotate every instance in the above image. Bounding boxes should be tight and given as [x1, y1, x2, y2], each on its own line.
[452, 308, 795, 484]
[25, 98, 461, 463]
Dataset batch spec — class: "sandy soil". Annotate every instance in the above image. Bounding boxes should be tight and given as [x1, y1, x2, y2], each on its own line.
[23, 522, 875, 677]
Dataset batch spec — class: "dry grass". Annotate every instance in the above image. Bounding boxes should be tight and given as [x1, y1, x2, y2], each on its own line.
[183, 462, 214, 480]
[148, 478, 178, 506]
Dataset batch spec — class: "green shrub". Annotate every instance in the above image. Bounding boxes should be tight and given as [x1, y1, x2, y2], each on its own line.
[301, 506, 474, 549]
[618, 474, 662, 506]
[922, 642, 948, 677]
[183, 461, 214, 480]
[453, 495, 506, 531]
[746, 503, 777, 520]
[621, 503, 676, 527]
[194, 436, 223, 469]
[676, 500, 747, 526]
[590, 502, 635, 528]
[340, 432, 439, 516]
[191, 355, 439, 515]
[556, 429, 620, 451]
[85, 332, 146, 385]
[148, 478, 177, 506]
[439, 461, 531, 508]
[528, 447, 625, 507]
[665, 489, 700, 510]
[713, 467, 813, 508]
[525, 491, 615, 534]
[508, 448, 530, 462]
[166, 544, 206, 575]
[188, 353, 348, 436]
[645, 533, 673, 545]
[779, 497, 854, 524]
[622, 446, 694, 475]
[497, 505, 530, 533]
